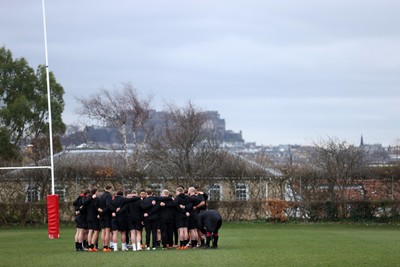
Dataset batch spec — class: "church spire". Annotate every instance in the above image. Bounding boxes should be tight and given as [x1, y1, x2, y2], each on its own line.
[360, 134, 364, 147]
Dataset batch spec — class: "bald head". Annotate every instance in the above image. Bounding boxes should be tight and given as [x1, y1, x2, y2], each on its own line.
[188, 187, 196, 195]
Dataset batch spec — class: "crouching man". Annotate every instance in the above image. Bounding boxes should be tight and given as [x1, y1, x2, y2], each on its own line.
[197, 210, 222, 249]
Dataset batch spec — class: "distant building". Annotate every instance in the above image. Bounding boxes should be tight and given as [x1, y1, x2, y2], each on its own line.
[62, 110, 244, 147]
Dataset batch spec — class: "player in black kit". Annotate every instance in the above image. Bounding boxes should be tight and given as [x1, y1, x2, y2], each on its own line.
[197, 210, 222, 249]
[173, 187, 192, 250]
[123, 190, 144, 251]
[84, 188, 100, 252]
[141, 189, 160, 250]
[187, 187, 205, 248]
[73, 189, 90, 251]
[158, 189, 176, 249]
[98, 185, 113, 252]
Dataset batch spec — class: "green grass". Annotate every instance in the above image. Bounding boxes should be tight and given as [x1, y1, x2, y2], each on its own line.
[1, 222, 400, 267]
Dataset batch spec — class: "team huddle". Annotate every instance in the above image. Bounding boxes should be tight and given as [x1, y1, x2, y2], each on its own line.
[73, 185, 222, 252]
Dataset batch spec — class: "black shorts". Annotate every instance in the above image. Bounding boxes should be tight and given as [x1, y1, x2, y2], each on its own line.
[87, 219, 100, 231]
[175, 217, 188, 229]
[99, 216, 112, 229]
[111, 217, 128, 232]
[144, 219, 160, 229]
[75, 215, 87, 229]
[128, 219, 143, 231]
[188, 215, 198, 230]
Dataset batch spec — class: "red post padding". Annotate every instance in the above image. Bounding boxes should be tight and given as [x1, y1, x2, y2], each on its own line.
[47, 194, 60, 239]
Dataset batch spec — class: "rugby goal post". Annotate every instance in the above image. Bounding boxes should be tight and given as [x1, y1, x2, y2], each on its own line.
[42, 0, 59, 239]
[0, 0, 59, 239]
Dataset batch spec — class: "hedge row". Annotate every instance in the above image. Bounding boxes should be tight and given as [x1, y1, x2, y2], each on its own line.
[1, 200, 399, 226]
[0, 202, 73, 226]
[266, 199, 400, 222]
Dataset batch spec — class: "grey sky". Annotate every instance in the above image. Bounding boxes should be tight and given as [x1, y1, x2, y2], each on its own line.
[1, 0, 400, 146]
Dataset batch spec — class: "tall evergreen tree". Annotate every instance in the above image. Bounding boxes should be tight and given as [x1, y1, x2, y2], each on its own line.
[0, 46, 65, 164]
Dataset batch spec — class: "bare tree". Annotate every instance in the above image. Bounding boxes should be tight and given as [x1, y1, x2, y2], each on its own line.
[312, 138, 364, 201]
[146, 102, 226, 186]
[75, 83, 152, 170]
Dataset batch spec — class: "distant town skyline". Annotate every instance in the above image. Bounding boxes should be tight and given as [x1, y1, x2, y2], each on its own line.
[1, 1, 399, 146]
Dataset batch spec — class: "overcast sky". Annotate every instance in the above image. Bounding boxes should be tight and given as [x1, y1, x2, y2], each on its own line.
[1, 0, 400, 146]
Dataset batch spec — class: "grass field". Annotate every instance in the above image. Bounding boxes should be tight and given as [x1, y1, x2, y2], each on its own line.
[1, 222, 399, 267]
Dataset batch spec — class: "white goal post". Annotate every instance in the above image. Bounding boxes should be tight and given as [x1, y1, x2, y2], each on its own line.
[0, 166, 51, 170]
